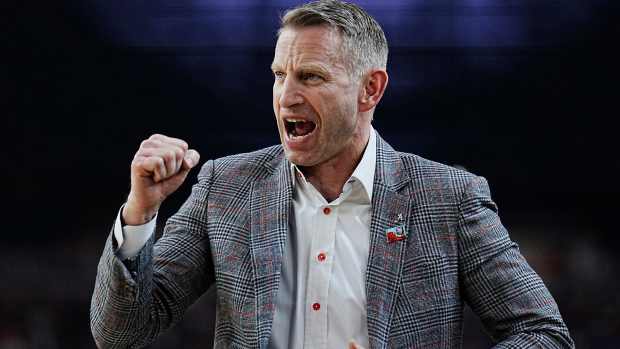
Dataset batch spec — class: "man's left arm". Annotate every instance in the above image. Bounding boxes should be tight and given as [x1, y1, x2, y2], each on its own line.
[456, 176, 574, 348]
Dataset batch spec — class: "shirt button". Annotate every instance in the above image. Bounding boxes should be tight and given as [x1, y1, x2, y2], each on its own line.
[317, 252, 326, 262]
[312, 302, 321, 311]
[323, 207, 331, 215]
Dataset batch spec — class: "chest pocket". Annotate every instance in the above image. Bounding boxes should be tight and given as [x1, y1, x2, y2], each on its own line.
[399, 245, 460, 312]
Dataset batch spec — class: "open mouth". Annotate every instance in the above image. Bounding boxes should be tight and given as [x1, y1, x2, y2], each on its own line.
[284, 118, 316, 139]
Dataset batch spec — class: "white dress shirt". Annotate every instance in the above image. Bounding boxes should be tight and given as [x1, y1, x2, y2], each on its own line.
[114, 129, 377, 349]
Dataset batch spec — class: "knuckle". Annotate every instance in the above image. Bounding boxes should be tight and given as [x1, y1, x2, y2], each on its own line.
[175, 148, 184, 160]
[163, 150, 174, 162]
[141, 139, 158, 149]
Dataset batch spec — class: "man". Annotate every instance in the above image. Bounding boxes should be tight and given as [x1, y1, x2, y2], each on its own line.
[90, 1, 574, 348]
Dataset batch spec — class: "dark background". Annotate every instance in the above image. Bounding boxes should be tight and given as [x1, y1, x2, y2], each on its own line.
[7, 0, 619, 347]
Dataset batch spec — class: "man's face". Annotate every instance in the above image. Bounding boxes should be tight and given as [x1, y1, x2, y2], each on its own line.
[272, 25, 366, 167]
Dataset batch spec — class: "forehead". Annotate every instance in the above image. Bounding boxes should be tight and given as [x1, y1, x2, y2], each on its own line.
[272, 26, 344, 68]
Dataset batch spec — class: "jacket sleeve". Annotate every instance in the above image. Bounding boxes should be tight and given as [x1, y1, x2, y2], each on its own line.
[456, 176, 574, 348]
[90, 160, 216, 349]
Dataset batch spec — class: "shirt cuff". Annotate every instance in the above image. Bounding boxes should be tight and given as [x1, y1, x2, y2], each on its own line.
[113, 204, 157, 260]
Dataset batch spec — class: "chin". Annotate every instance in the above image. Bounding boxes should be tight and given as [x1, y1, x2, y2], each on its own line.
[283, 149, 317, 167]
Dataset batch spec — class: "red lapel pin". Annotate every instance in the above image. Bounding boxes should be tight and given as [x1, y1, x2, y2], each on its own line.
[386, 226, 406, 243]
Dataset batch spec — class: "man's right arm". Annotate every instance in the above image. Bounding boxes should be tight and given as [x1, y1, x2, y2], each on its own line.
[90, 134, 215, 348]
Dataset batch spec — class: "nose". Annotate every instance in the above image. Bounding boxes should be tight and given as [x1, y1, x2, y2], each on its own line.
[277, 75, 304, 108]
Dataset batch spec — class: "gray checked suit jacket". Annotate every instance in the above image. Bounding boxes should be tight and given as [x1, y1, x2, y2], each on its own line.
[91, 133, 574, 348]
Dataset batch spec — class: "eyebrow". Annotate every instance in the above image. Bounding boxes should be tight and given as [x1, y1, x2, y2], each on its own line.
[300, 65, 330, 76]
[270, 63, 331, 76]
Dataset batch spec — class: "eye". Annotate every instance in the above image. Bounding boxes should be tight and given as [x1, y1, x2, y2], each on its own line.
[301, 72, 323, 82]
[273, 71, 285, 80]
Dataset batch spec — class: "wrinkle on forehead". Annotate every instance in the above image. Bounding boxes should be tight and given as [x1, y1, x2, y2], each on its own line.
[272, 26, 348, 74]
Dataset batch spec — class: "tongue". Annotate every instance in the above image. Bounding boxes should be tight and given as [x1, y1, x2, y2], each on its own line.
[294, 121, 315, 136]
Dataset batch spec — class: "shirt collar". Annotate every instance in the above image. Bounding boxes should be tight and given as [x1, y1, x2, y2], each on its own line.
[290, 127, 377, 201]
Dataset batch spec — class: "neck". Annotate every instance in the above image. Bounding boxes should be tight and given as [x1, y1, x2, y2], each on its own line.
[301, 126, 371, 202]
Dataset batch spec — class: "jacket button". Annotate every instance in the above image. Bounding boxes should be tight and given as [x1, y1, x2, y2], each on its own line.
[323, 207, 331, 215]
[312, 302, 321, 311]
[317, 253, 326, 262]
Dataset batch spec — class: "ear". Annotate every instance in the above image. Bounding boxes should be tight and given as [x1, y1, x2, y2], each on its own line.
[358, 69, 389, 113]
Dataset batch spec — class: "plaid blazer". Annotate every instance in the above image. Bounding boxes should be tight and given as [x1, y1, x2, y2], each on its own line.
[91, 133, 573, 348]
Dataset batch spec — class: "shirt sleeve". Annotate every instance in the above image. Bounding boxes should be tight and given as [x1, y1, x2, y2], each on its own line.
[113, 205, 157, 260]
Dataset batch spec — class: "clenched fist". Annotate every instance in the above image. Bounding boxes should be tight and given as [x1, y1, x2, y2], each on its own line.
[122, 134, 200, 225]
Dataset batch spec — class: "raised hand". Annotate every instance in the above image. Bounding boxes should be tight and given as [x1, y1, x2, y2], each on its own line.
[122, 134, 200, 225]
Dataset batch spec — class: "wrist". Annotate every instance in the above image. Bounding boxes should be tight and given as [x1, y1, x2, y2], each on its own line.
[122, 199, 158, 226]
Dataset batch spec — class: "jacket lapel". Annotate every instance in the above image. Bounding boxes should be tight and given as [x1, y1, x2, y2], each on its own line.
[366, 134, 412, 348]
[249, 155, 293, 349]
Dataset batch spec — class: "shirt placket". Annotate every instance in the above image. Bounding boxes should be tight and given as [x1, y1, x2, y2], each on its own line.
[303, 201, 338, 349]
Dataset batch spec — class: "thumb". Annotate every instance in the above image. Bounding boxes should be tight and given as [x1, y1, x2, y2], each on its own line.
[182, 149, 201, 169]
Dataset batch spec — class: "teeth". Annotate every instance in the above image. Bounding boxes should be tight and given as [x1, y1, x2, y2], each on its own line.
[285, 118, 315, 139]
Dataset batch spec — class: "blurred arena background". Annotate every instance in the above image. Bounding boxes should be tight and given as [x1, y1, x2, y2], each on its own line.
[7, 0, 619, 347]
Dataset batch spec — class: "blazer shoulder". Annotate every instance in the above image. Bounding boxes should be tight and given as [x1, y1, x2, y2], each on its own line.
[397, 152, 481, 194]
[209, 144, 285, 182]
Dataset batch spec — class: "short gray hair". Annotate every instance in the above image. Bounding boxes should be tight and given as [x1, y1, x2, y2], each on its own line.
[279, 0, 388, 79]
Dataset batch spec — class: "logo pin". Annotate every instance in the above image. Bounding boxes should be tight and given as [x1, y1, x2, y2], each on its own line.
[386, 213, 406, 243]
